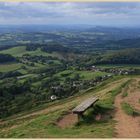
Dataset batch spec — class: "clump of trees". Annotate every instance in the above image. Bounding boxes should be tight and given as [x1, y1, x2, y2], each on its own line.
[94, 48, 140, 65]
[0, 71, 22, 79]
[0, 80, 31, 118]
[0, 54, 16, 63]
[26, 42, 79, 53]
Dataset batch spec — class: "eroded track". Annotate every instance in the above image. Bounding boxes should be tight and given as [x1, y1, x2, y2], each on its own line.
[114, 78, 140, 138]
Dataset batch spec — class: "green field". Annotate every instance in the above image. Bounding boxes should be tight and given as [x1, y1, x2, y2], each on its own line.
[77, 71, 109, 80]
[0, 46, 56, 57]
[97, 64, 140, 69]
[0, 46, 61, 74]
[55, 70, 109, 80]
[0, 63, 22, 72]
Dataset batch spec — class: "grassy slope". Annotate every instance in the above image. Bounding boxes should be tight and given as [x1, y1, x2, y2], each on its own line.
[0, 63, 22, 72]
[97, 64, 140, 69]
[0, 77, 130, 138]
[0, 46, 56, 57]
[0, 46, 60, 73]
[55, 69, 109, 81]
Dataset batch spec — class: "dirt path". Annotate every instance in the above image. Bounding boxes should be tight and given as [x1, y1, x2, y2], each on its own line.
[114, 78, 140, 138]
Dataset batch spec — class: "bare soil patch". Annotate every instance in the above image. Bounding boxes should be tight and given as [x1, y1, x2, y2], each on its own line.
[56, 112, 78, 129]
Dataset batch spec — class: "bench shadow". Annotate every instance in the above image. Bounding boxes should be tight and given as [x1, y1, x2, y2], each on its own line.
[75, 104, 114, 126]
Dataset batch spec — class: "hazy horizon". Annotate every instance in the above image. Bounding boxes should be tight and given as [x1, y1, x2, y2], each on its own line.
[0, 2, 140, 27]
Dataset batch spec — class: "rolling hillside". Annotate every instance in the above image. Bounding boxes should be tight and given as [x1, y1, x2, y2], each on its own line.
[0, 46, 55, 57]
[0, 28, 140, 138]
[0, 76, 140, 138]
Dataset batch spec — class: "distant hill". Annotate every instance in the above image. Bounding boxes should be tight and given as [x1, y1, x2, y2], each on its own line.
[95, 48, 140, 65]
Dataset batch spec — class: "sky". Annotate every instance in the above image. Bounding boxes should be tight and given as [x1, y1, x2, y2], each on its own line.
[0, 2, 140, 27]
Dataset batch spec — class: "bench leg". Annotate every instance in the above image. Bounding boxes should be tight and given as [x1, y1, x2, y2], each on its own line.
[78, 113, 84, 121]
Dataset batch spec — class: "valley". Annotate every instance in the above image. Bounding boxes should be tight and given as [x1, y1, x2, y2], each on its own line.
[0, 26, 140, 138]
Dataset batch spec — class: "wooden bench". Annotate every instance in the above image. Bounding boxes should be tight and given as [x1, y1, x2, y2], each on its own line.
[72, 97, 99, 120]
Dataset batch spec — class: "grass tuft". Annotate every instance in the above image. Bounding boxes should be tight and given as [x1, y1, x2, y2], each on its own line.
[121, 92, 128, 98]
[121, 102, 134, 116]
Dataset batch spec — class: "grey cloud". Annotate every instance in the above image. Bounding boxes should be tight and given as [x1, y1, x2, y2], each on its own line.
[0, 2, 140, 25]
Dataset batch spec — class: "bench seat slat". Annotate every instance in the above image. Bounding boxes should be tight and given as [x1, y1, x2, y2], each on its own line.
[72, 97, 99, 113]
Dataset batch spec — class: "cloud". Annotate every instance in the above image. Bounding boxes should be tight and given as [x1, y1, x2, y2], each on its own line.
[0, 2, 140, 26]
